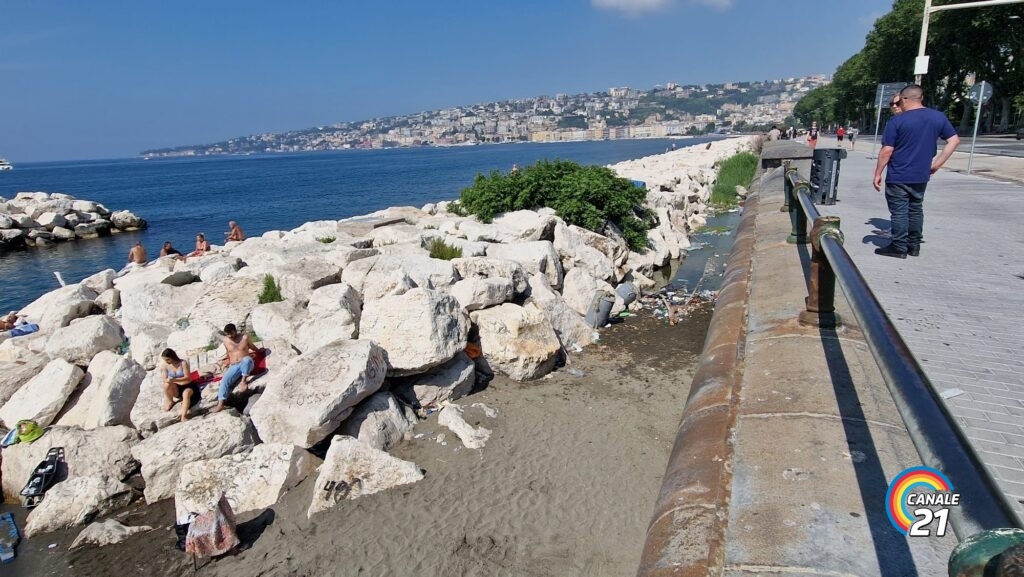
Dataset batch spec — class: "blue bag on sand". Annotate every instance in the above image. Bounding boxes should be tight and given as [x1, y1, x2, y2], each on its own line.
[0, 512, 20, 564]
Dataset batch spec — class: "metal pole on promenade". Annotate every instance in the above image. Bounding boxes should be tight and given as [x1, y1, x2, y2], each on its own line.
[869, 89, 885, 159]
[915, 0, 1024, 84]
[968, 88, 984, 175]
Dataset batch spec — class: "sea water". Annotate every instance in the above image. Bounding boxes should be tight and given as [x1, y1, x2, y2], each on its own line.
[0, 138, 719, 311]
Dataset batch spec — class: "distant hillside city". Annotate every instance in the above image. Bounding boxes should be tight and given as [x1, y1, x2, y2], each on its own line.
[140, 75, 829, 157]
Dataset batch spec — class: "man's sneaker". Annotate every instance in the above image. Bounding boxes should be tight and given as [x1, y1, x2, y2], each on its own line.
[908, 246, 920, 257]
[874, 245, 907, 259]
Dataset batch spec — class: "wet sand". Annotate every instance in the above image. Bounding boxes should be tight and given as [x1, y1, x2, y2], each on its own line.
[5, 305, 711, 577]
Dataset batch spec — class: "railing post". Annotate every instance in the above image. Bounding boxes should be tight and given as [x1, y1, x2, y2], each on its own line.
[785, 163, 809, 244]
[798, 215, 843, 328]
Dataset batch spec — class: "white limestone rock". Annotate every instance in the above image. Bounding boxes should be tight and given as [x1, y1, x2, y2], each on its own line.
[36, 211, 68, 230]
[129, 370, 213, 435]
[491, 210, 557, 242]
[18, 283, 98, 332]
[260, 338, 301, 372]
[359, 288, 469, 376]
[43, 314, 124, 365]
[118, 283, 204, 337]
[448, 277, 513, 312]
[419, 231, 488, 257]
[293, 282, 362, 352]
[110, 210, 144, 229]
[94, 288, 121, 314]
[131, 410, 257, 503]
[341, 254, 458, 301]
[438, 403, 491, 450]
[0, 425, 140, 501]
[128, 323, 173, 370]
[390, 352, 475, 408]
[198, 260, 239, 283]
[526, 274, 596, 351]
[0, 355, 48, 408]
[70, 520, 154, 550]
[187, 276, 263, 332]
[174, 444, 320, 524]
[0, 358, 84, 428]
[307, 435, 423, 518]
[481, 241, 564, 290]
[470, 303, 562, 382]
[24, 475, 134, 537]
[166, 321, 221, 356]
[339, 392, 416, 451]
[249, 339, 387, 448]
[560, 267, 615, 317]
[451, 257, 530, 296]
[250, 300, 304, 346]
[56, 351, 146, 429]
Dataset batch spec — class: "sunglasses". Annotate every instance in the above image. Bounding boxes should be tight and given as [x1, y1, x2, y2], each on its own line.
[890, 101, 902, 107]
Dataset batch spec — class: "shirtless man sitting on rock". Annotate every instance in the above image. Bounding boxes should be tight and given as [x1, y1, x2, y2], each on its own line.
[215, 323, 260, 412]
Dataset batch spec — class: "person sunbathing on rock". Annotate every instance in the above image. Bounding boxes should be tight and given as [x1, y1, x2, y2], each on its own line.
[188, 233, 211, 257]
[224, 221, 245, 242]
[160, 348, 199, 422]
[214, 323, 260, 412]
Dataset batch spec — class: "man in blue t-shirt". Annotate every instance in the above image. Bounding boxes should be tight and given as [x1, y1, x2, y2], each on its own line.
[872, 84, 960, 258]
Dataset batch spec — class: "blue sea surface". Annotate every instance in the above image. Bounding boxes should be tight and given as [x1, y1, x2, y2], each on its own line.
[0, 138, 717, 311]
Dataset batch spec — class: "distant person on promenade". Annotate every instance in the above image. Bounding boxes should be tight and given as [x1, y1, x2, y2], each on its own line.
[225, 221, 245, 242]
[160, 348, 199, 422]
[836, 126, 845, 145]
[214, 323, 260, 412]
[807, 122, 819, 148]
[849, 128, 857, 149]
[767, 125, 782, 141]
[787, 126, 796, 140]
[188, 233, 211, 257]
[160, 241, 185, 260]
[872, 84, 960, 259]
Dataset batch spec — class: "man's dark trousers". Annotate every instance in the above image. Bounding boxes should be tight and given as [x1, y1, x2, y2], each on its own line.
[884, 182, 927, 253]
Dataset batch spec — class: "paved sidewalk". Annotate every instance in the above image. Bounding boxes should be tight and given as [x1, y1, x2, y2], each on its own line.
[810, 139, 1024, 514]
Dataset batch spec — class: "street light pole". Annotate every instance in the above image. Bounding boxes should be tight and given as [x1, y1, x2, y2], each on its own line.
[915, 0, 1024, 84]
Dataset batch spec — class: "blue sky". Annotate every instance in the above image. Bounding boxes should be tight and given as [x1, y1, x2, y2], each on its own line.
[1, 0, 894, 161]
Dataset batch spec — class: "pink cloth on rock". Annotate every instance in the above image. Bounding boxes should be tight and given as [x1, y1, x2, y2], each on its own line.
[185, 494, 239, 557]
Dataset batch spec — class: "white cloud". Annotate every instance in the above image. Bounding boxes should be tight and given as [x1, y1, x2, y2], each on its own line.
[690, 0, 734, 9]
[591, 0, 672, 15]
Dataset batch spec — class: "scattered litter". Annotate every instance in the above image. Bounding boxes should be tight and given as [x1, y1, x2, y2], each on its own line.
[570, 344, 583, 353]
[471, 403, 498, 418]
[566, 368, 585, 378]
[441, 442, 448, 447]
[940, 388, 965, 400]
[49, 544, 57, 549]
[435, 433, 446, 444]
[413, 433, 424, 440]
[438, 404, 491, 449]
[618, 311, 634, 318]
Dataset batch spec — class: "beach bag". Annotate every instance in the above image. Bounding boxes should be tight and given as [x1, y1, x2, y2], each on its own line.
[16, 421, 43, 444]
[185, 495, 239, 558]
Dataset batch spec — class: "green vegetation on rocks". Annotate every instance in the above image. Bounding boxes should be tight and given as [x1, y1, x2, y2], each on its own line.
[258, 275, 283, 304]
[427, 238, 463, 260]
[451, 159, 651, 251]
[710, 152, 758, 207]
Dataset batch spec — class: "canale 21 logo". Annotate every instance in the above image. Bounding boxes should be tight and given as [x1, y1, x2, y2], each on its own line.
[886, 466, 960, 537]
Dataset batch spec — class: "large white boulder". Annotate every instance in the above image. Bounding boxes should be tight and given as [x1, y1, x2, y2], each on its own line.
[166, 321, 221, 356]
[526, 274, 596, 350]
[131, 410, 257, 503]
[448, 277, 513, 312]
[56, 351, 146, 429]
[174, 444, 320, 524]
[307, 435, 423, 518]
[560, 267, 615, 317]
[485, 241, 563, 290]
[18, 283, 98, 332]
[451, 257, 530, 296]
[490, 210, 557, 242]
[119, 283, 204, 337]
[35, 211, 68, 230]
[293, 282, 362, 352]
[0, 358, 84, 428]
[127, 323, 173, 370]
[391, 352, 475, 409]
[341, 255, 458, 301]
[187, 276, 263, 332]
[0, 426, 140, 501]
[24, 475, 134, 537]
[94, 288, 121, 315]
[470, 303, 562, 381]
[0, 355, 48, 408]
[250, 300, 304, 346]
[80, 269, 117, 294]
[44, 314, 124, 365]
[359, 288, 469, 376]
[339, 392, 416, 451]
[238, 257, 341, 301]
[249, 339, 387, 448]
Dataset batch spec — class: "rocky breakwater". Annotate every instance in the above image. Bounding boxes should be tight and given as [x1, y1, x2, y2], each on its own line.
[0, 136, 756, 544]
[0, 192, 146, 252]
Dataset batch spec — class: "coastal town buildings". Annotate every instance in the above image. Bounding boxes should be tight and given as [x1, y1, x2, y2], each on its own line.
[141, 75, 829, 157]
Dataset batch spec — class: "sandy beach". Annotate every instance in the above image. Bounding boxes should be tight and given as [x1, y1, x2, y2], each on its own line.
[4, 304, 711, 577]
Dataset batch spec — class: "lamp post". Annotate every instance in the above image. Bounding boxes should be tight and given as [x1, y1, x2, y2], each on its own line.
[915, 0, 1024, 84]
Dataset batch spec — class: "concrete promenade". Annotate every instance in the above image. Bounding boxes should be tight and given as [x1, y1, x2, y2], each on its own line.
[816, 137, 1024, 515]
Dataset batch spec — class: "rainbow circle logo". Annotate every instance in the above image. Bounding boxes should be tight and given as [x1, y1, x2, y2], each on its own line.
[886, 466, 954, 534]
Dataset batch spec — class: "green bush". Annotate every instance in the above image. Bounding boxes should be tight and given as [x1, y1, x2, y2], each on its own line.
[316, 236, 336, 244]
[456, 159, 650, 251]
[427, 238, 463, 260]
[258, 275, 283, 304]
[710, 152, 758, 207]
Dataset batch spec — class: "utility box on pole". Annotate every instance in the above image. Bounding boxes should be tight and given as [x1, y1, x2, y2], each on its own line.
[809, 148, 847, 205]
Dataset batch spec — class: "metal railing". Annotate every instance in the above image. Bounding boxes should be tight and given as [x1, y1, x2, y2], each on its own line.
[784, 163, 1023, 541]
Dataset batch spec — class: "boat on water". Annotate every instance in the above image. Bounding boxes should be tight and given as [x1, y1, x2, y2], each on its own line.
[0, 158, 12, 171]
